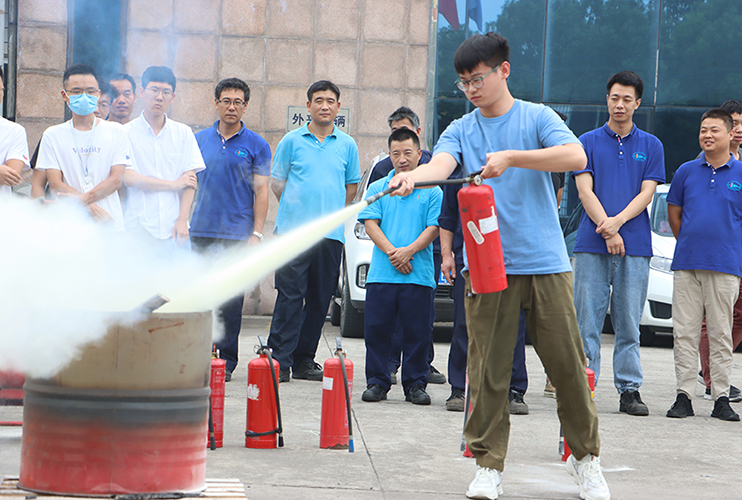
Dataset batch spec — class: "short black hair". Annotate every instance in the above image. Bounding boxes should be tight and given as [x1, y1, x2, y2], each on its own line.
[387, 106, 420, 130]
[142, 66, 176, 91]
[63, 63, 99, 88]
[99, 81, 112, 98]
[606, 71, 644, 100]
[215, 77, 250, 102]
[388, 127, 420, 150]
[307, 80, 340, 101]
[454, 32, 509, 75]
[0, 65, 4, 82]
[108, 73, 136, 94]
[702, 108, 734, 132]
[720, 100, 742, 116]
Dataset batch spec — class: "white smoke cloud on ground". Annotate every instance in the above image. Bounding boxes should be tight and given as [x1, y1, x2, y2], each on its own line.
[0, 195, 368, 379]
[0, 197, 213, 379]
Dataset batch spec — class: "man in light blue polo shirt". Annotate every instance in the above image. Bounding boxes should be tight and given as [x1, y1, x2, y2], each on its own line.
[358, 128, 442, 405]
[572, 71, 665, 417]
[268, 80, 361, 383]
[666, 108, 742, 422]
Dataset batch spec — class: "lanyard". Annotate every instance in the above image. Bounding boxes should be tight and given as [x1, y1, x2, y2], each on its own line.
[70, 118, 98, 187]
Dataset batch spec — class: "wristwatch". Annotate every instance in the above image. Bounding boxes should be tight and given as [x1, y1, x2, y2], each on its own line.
[253, 231, 264, 241]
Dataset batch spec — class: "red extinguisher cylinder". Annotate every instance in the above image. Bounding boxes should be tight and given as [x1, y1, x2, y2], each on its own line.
[457, 183, 507, 294]
[209, 358, 226, 448]
[245, 354, 280, 449]
[320, 357, 354, 449]
[561, 367, 596, 461]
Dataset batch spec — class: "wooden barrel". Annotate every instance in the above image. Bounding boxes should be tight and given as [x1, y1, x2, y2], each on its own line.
[19, 311, 212, 495]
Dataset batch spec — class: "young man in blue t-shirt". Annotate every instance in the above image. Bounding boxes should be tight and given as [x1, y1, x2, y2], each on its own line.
[572, 71, 665, 417]
[190, 78, 272, 381]
[666, 109, 742, 422]
[358, 128, 442, 405]
[390, 33, 609, 500]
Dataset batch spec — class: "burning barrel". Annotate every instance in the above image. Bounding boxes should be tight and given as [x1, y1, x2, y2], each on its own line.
[19, 311, 213, 495]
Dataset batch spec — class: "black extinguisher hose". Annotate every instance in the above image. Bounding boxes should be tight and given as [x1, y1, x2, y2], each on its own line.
[363, 169, 484, 205]
[260, 336, 284, 447]
[335, 337, 354, 453]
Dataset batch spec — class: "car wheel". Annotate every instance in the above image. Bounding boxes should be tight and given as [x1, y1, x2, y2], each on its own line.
[329, 293, 341, 326]
[639, 326, 656, 347]
[340, 267, 364, 338]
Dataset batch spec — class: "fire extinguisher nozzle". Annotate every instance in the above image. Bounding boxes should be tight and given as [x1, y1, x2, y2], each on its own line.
[348, 439, 354, 453]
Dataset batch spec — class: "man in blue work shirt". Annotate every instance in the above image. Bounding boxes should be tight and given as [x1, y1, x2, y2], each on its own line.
[191, 77, 272, 381]
[268, 80, 361, 383]
[666, 108, 742, 422]
[573, 71, 665, 416]
[359, 128, 442, 405]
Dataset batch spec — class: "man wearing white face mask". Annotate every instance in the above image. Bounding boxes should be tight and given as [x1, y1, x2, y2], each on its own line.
[36, 63, 133, 230]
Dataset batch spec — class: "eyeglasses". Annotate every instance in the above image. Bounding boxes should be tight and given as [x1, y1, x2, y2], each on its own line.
[454, 65, 500, 92]
[65, 88, 100, 96]
[145, 86, 173, 98]
[217, 98, 246, 108]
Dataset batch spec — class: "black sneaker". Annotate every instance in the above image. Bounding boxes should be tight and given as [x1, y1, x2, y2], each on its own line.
[446, 387, 465, 412]
[279, 369, 290, 383]
[429, 365, 446, 384]
[405, 384, 431, 405]
[224, 369, 232, 383]
[730, 385, 742, 403]
[666, 392, 694, 418]
[508, 389, 529, 415]
[390, 371, 398, 385]
[292, 360, 323, 381]
[711, 396, 741, 421]
[619, 390, 649, 416]
[361, 384, 388, 402]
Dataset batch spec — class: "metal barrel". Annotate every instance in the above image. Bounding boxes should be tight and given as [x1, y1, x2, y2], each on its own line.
[19, 311, 213, 496]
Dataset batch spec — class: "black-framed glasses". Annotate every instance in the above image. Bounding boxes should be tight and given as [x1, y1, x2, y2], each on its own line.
[65, 88, 100, 97]
[454, 65, 500, 92]
[217, 98, 246, 108]
[145, 86, 173, 98]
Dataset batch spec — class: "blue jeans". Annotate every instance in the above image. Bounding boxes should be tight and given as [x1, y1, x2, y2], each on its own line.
[573, 252, 650, 393]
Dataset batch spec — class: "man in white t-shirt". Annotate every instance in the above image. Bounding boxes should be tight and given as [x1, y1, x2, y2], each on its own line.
[123, 66, 205, 244]
[0, 67, 30, 196]
[36, 63, 132, 231]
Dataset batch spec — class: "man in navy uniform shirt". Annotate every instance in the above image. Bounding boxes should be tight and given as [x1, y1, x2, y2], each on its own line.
[190, 77, 272, 381]
[572, 71, 665, 416]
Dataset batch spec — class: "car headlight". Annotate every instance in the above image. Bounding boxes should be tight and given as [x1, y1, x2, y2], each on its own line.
[650, 256, 673, 274]
[354, 222, 371, 240]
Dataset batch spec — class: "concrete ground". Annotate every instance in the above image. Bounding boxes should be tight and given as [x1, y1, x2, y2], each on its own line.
[2, 316, 740, 499]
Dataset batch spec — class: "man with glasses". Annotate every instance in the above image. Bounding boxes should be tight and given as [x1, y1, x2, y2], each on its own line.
[94, 82, 113, 120]
[108, 73, 137, 125]
[190, 77, 271, 381]
[389, 33, 609, 500]
[0, 66, 30, 197]
[36, 63, 132, 230]
[123, 66, 204, 245]
[573, 71, 664, 417]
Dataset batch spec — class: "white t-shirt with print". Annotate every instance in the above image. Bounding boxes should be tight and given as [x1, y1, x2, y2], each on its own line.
[36, 119, 133, 231]
[0, 117, 30, 196]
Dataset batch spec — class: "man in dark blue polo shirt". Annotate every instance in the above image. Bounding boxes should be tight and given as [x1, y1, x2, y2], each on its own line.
[666, 108, 742, 422]
[573, 71, 665, 416]
[190, 77, 272, 381]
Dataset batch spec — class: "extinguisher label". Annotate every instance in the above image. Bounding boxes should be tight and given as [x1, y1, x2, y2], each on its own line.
[322, 376, 334, 391]
[247, 383, 260, 400]
[467, 221, 485, 245]
[480, 208, 499, 235]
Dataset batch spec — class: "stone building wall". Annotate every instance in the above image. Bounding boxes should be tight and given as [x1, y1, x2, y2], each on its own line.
[14, 0, 433, 315]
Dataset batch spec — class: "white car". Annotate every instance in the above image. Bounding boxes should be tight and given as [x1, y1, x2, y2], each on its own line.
[563, 184, 674, 346]
[330, 156, 454, 338]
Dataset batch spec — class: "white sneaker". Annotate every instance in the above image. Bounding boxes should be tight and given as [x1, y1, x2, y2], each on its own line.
[466, 465, 503, 499]
[566, 454, 611, 500]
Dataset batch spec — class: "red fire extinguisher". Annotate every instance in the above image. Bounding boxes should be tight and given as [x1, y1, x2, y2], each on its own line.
[320, 337, 354, 451]
[245, 336, 284, 449]
[208, 348, 226, 449]
[458, 181, 508, 294]
[560, 367, 595, 461]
